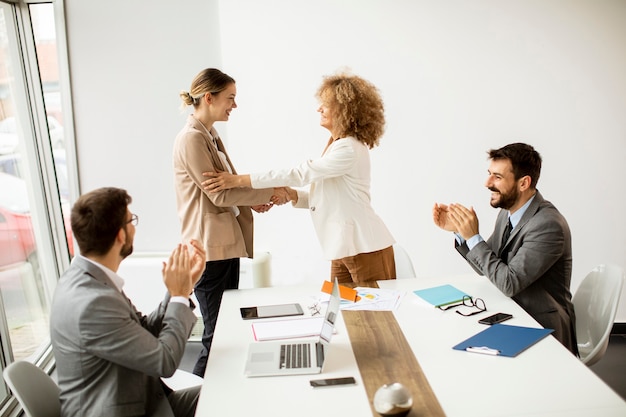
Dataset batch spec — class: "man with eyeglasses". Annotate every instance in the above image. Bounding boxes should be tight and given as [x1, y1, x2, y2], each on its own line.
[50, 187, 205, 417]
[432, 143, 578, 356]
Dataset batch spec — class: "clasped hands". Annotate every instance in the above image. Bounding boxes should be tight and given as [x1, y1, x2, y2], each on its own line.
[250, 187, 290, 213]
[432, 202, 480, 240]
[202, 171, 293, 213]
[251, 187, 293, 213]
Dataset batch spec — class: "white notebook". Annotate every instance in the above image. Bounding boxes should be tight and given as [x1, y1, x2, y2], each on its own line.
[252, 317, 331, 341]
[243, 278, 341, 377]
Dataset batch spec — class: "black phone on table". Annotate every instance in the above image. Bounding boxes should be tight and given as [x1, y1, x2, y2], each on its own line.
[478, 312, 513, 325]
[309, 377, 356, 388]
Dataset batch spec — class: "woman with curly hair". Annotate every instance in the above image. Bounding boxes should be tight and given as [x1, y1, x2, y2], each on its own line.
[201, 72, 396, 284]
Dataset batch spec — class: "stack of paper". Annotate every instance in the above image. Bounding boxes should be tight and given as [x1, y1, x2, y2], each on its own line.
[338, 287, 405, 311]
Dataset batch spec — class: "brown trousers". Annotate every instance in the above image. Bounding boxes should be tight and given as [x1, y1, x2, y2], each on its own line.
[330, 246, 396, 284]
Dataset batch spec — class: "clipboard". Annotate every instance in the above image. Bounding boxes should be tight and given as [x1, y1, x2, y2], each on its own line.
[413, 284, 469, 307]
[452, 324, 554, 357]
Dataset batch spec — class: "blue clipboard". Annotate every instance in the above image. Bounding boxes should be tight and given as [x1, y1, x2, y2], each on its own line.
[413, 284, 469, 307]
[453, 324, 554, 357]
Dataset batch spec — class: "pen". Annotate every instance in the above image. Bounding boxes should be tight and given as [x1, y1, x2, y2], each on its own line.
[466, 346, 500, 355]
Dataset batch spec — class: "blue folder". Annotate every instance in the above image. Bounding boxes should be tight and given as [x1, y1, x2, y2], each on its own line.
[413, 284, 469, 307]
[453, 324, 554, 357]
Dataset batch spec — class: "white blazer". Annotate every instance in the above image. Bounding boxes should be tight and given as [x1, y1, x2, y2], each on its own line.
[250, 136, 395, 259]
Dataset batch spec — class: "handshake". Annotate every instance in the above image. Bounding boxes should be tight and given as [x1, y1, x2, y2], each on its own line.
[252, 187, 296, 213]
[201, 171, 296, 214]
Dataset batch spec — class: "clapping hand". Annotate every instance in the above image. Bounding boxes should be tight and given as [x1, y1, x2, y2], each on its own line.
[433, 202, 479, 239]
[433, 203, 455, 232]
[447, 203, 479, 240]
[188, 239, 206, 286]
[161, 240, 206, 297]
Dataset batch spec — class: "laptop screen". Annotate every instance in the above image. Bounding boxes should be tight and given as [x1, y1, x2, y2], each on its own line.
[320, 279, 340, 343]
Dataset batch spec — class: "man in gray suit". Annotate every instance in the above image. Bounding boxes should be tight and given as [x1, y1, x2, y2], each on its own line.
[50, 187, 205, 416]
[433, 143, 578, 355]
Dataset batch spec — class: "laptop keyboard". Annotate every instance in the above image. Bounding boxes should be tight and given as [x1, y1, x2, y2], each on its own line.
[279, 342, 325, 369]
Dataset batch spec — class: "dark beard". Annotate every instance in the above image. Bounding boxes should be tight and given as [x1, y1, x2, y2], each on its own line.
[120, 226, 134, 259]
[120, 242, 133, 259]
[489, 186, 518, 210]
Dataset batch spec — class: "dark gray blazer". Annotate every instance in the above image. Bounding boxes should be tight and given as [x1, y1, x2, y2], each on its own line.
[456, 191, 578, 355]
[50, 256, 197, 416]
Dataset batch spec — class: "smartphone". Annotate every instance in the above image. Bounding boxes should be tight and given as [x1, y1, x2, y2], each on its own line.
[309, 377, 356, 388]
[240, 303, 304, 319]
[478, 312, 513, 325]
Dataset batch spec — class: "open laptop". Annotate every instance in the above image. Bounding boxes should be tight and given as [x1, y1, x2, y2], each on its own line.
[244, 278, 341, 377]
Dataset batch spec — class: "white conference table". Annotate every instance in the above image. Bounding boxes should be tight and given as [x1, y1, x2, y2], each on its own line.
[195, 275, 626, 416]
[195, 283, 373, 416]
[378, 275, 626, 417]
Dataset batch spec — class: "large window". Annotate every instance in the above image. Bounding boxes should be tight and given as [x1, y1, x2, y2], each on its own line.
[0, 0, 74, 413]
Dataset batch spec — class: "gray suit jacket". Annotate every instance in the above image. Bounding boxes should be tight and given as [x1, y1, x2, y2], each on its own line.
[50, 256, 197, 416]
[456, 191, 578, 354]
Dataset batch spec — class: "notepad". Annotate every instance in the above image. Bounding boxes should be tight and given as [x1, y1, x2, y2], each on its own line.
[452, 324, 554, 357]
[251, 317, 330, 341]
[413, 284, 469, 307]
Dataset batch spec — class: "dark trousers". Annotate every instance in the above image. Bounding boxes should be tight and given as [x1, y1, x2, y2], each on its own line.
[192, 258, 240, 377]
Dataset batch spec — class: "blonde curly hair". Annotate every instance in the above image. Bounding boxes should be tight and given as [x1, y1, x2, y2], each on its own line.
[316, 73, 385, 149]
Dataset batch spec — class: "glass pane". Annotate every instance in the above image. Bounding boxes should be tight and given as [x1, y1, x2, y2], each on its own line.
[0, 2, 71, 364]
[31, 3, 70, 205]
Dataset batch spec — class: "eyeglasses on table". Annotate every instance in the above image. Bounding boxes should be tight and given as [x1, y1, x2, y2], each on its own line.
[437, 295, 486, 316]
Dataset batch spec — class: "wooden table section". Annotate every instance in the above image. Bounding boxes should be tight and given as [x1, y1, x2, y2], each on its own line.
[343, 310, 446, 417]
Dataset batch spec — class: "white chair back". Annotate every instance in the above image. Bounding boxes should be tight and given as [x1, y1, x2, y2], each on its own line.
[2, 360, 61, 417]
[393, 244, 416, 279]
[573, 263, 625, 366]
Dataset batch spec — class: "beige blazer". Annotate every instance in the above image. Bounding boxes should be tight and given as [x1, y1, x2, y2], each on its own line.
[173, 115, 273, 260]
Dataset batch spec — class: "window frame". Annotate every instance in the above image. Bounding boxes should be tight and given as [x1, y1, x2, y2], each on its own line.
[0, 0, 76, 414]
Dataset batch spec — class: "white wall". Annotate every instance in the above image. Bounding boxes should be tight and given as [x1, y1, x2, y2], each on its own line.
[64, 0, 223, 250]
[65, 1, 626, 320]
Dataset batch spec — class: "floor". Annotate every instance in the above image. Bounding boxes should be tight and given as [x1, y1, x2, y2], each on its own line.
[180, 333, 626, 401]
[588, 334, 626, 400]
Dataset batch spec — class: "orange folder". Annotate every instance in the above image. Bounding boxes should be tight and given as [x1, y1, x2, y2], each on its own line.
[321, 280, 361, 302]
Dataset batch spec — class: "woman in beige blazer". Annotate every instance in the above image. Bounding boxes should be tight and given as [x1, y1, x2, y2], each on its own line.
[202, 72, 396, 284]
[173, 68, 278, 377]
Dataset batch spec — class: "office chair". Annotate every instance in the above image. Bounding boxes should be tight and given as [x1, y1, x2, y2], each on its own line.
[393, 244, 416, 279]
[572, 264, 625, 366]
[2, 360, 61, 417]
